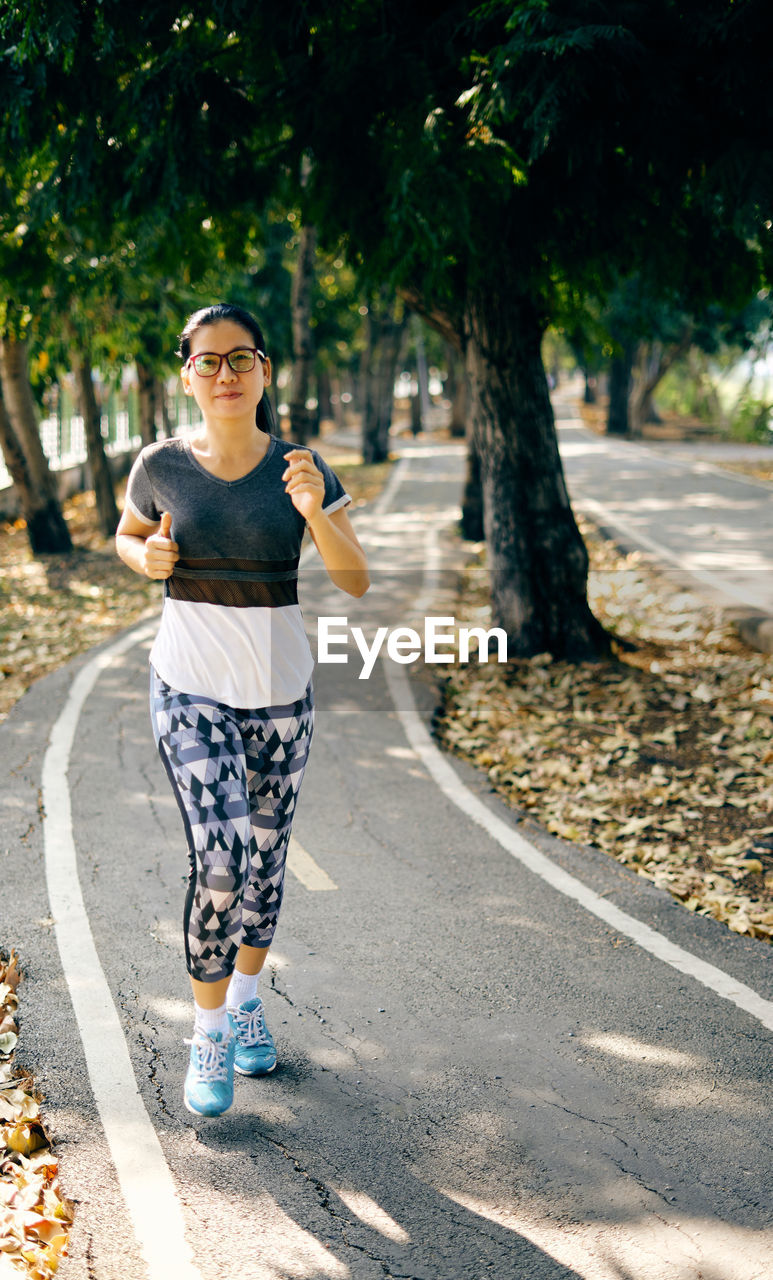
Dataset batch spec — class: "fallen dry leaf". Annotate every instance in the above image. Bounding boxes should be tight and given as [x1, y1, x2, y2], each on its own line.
[0, 953, 72, 1278]
[436, 511, 773, 941]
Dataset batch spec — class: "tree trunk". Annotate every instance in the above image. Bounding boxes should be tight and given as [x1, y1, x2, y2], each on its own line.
[317, 366, 333, 425]
[413, 314, 431, 429]
[73, 351, 120, 537]
[410, 387, 422, 436]
[606, 341, 635, 435]
[158, 377, 173, 438]
[0, 384, 37, 520]
[329, 374, 347, 431]
[362, 296, 405, 463]
[629, 328, 694, 434]
[449, 358, 468, 437]
[136, 360, 159, 447]
[689, 348, 725, 427]
[465, 288, 609, 660]
[460, 432, 484, 541]
[637, 386, 662, 425]
[0, 336, 72, 552]
[289, 222, 318, 445]
[583, 371, 597, 404]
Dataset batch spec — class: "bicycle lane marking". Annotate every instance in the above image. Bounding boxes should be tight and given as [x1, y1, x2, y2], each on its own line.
[41, 619, 203, 1280]
[374, 469, 773, 1035]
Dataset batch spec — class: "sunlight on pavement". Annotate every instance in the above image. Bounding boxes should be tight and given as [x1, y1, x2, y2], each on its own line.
[580, 1033, 696, 1068]
[247, 1194, 350, 1279]
[331, 1188, 410, 1243]
[384, 746, 418, 760]
[439, 1189, 773, 1280]
[144, 995, 191, 1024]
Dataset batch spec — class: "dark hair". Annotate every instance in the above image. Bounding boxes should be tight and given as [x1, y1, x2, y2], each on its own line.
[177, 302, 275, 433]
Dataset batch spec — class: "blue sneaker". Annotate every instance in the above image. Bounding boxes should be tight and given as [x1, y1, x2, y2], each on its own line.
[183, 1030, 235, 1116]
[227, 997, 277, 1076]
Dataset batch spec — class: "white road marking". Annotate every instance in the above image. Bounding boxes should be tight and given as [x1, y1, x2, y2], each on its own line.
[383, 651, 773, 1032]
[371, 453, 411, 514]
[287, 836, 338, 891]
[572, 491, 769, 609]
[41, 619, 203, 1280]
[374, 467, 773, 1035]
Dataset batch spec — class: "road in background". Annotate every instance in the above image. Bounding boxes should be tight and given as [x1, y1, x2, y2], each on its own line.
[556, 395, 773, 622]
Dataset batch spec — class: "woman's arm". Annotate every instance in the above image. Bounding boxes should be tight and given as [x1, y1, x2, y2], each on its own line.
[116, 507, 180, 580]
[282, 449, 369, 597]
[307, 506, 370, 597]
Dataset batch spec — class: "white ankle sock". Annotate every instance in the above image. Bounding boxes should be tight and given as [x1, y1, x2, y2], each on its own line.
[194, 1002, 230, 1039]
[227, 969, 259, 1010]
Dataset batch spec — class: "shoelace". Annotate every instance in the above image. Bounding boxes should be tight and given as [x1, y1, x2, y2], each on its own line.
[184, 1033, 232, 1083]
[231, 1004, 270, 1047]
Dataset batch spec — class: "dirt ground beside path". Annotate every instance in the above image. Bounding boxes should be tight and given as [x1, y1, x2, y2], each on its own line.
[436, 512, 773, 943]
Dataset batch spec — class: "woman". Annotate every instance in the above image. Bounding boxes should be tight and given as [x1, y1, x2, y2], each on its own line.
[116, 302, 368, 1117]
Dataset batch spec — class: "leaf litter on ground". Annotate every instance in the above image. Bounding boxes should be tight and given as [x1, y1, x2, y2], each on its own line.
[0, 951, 73, 1279]
[434, 513, 773, 942]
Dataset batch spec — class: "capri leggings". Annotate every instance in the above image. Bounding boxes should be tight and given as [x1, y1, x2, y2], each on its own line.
[149, 666, 314, 983]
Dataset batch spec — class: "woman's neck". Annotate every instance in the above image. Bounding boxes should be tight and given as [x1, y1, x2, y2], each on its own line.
[196, 418, 267, 461]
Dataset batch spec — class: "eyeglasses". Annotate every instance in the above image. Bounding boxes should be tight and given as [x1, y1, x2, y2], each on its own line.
[187, 347, 266, 377]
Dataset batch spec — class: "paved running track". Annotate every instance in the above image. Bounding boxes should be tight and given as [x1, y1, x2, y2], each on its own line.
[1, 426, 772, 1280]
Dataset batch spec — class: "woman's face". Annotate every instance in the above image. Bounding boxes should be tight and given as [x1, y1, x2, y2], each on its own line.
[180, 319, 272, 425]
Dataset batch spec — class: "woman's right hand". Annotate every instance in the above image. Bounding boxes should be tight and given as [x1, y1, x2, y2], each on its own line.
[143, 512, 179, 579]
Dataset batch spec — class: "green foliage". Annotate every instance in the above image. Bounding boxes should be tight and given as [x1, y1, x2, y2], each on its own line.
[729, 396, 772, 443]
[3, 1, 773, 379]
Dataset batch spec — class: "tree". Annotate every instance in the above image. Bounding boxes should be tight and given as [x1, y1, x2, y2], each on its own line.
[289, 216, 319, 443]
[0, 325, 72, 552]
[576, 276, 773, 436]
[281, 2, 771, 656]
[6, 1, 773, 656]
[361, 291, 405, 462]
[0, 140, 74, 550]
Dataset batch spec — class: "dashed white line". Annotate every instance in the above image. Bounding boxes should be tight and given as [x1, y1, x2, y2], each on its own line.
[287, 836, 338, 891]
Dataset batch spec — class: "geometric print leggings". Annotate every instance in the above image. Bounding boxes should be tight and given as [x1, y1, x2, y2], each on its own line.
[149, 666, 314, 983]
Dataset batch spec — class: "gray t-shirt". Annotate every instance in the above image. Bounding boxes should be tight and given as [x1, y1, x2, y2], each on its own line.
[125, 433, 350, 707]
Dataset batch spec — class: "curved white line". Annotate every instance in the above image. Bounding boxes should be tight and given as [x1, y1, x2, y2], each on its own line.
[384, 656, 773, 1032]
[42, 618, 203, 1280]
[377, 464, 773, 1033]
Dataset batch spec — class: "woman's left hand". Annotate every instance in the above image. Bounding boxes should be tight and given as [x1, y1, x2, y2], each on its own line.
[282, 449, 325, 523]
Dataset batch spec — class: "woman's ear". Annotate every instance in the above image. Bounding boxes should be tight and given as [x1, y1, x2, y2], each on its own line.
[180, 363, 193, 395]
[262, 356, 272, 387]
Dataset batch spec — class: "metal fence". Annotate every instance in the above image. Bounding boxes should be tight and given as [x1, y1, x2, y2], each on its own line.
[0, 383, 198, 491]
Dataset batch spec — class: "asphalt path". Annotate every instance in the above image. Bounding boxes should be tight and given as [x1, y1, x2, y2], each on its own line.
[556, 396, 773, 624]
[1, 436, 772, 1280]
